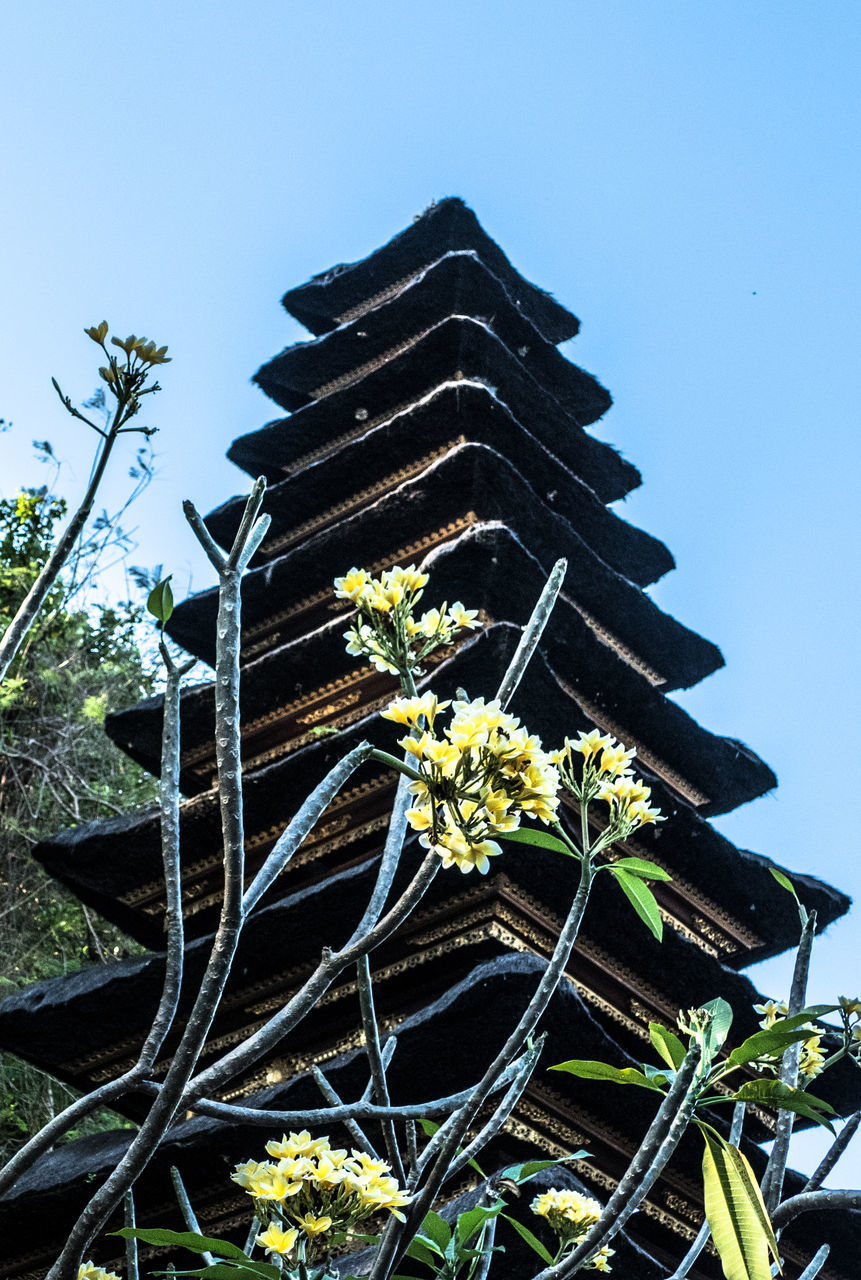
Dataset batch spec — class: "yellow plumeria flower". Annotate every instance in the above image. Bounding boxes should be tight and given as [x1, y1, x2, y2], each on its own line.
[78, 1267, 121, 1280]
[531, 1188, 603, 1242]
[753, 999, 789, 1030]
[381, 692, 450, 729]
[256, 1222, 300, 1256]
[297, 1212, 334, 1237]
[589, 1245, 615, 1271]
[266, 1131, 332, 1159]
[333, 568, 372, 603]
[448, 601, 480, 629]
[839, 995, 861, 1017]
[570, 729, 614, 759]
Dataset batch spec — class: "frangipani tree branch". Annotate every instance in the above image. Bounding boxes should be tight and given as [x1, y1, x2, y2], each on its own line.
[47, 481, 268, 1277]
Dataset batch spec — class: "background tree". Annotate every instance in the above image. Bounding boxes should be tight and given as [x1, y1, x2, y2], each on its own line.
[0, 482, 160, 1158]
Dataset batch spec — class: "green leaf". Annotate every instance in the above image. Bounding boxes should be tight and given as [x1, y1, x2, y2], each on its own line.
[611, 856, 673, 881]
[404, 1236, 443, 1265]
[417, 1116, 485, 1176]
[456, 1202, 504, 1245]
[728, 1027, 815, 1067]
[730, 1081, 835, 1133]
[499, 827, 574, 856]
[701, 1133, 779, 1280]
[112, 1228, 251, 1261]
[420, 1210, 452, 1251]
[549, 1059, 667, 1091]
[700, 997, 734, 1056]
[152, 1268, 279, 1280]
[501, 1215, 554, 1264]
[498, 1155, 590, 1185]
[612, 868, 663, 940]
[146, 575, 174, 624]
[769, 867, 797, 898]
[650, 1023, 687, 1070]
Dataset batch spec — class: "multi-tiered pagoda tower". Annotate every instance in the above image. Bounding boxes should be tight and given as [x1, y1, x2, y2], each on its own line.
[0, 201, 857, 1279]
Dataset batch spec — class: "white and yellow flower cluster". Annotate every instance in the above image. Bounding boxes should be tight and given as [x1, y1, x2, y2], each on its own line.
[753, 998, 789, 1030]
[77, 1266, 121, 1280]
[551, 729, 662, 837]
[531, 1188, 613, 1269]
[334, 564, 479, 678]
[382, 694, 559, 873]
[232, 1131, 411, 1262]
[798, 1025, 827, 1080]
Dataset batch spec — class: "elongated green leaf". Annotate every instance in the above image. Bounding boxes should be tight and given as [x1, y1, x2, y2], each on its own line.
[152, 1268, 278, 1280]
[650, 1022, 687, 1070]
[499, 827, 574, 856]
[728, 1027, 814, 1067]
[700, 997, 734, 1056]
[611, 856, 673, 881]
[146, 575, 174, 624]
[501, 1215, 554, 1264]
[769, 867, 797, 898]
[721, 1142, 781, 1269]
[404, 1236, 443, 1265]
[498, 1155, 590, 1185]
[613, 867, 663, 940]
[701, 1133, 775, 1280]
[549, 1059, 667, 1090]
[455, 1203, 505, 1245]
[421, 1210, 452, 1251]
[112, 1228, 251, 1261]
[731, 1081, 835, 1133]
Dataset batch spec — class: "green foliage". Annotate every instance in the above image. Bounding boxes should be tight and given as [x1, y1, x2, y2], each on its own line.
[701, 1132, 780, 1280]
[0, 486, 158, 1159]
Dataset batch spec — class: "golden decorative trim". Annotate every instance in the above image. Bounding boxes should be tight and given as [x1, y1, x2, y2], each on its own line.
[334, 269, 430, 326]
[260, 438, 465, 558]
[564, 687, 711, 808]
[311, 324, 439, 399]
[240, 514, 478, 654]
[565, 595, 665, 686]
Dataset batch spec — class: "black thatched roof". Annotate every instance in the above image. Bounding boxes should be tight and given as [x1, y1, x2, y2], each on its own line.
[256, 251, 610, 426]
[33, 631, 830, 962]
[1, 954, 857, 1280]
[280, 197, 580, 344]
[0, 868, 808, 1123]
[107, 525, 721, 795]
[211, 383, 671, 586]
[166, 448, 716, 671]
[228, 318, 639, 500]
[161, 608, 768, 824]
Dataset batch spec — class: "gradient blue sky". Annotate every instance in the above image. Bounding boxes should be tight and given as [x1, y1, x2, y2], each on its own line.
[2, 3, 859, 1179]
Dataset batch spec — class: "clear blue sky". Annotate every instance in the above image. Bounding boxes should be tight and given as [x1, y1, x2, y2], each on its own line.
[2, 2, 859, 1179]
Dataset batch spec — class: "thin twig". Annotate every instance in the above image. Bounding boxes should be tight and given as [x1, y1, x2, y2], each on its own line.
[170, 1166, 214, 1264]
[533, 1041, 705, 1279]
[372, 855, 594, 1280]
[771, 1187, 861, 1230]
[241, 742, 373, 915]
[798, 1245, 830, 1280]
[357, 954, 406, 1183]
[139, 1057, 526, 1126]
[46, 486, 266, 1276]
[312, 1066, 380, 1157]
[762, 910, 817, 1213]
[494, 558, 566, 710]
[441, 1036, 544, 1185]
[123, 1190, 139, 1280]
[802, 1111, 860, 1193]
